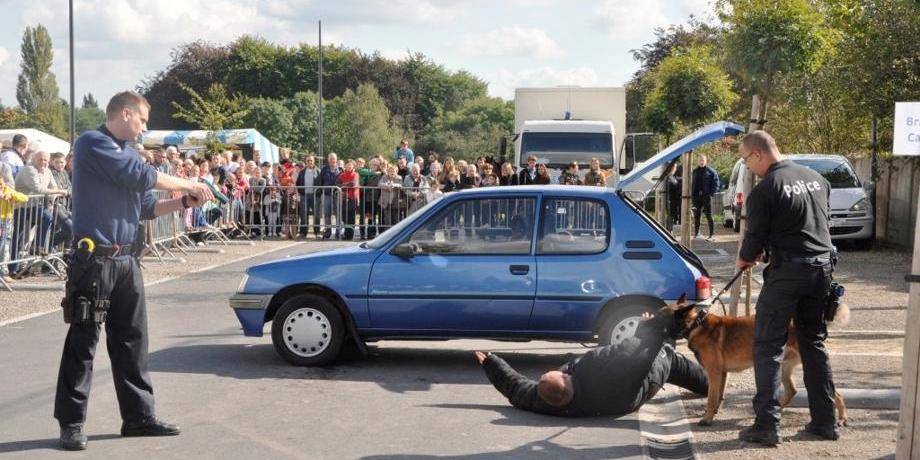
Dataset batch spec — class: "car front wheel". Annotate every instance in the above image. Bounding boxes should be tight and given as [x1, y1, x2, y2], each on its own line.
[271, 294, 345, 366]
[597, 302, 660, 346]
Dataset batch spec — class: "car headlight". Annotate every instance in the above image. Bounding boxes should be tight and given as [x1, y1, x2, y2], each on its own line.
[849, 198, 869, 213]
[237, 274, 250, 294]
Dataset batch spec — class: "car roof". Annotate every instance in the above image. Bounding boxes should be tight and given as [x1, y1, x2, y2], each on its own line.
[449, 185, 616, 197]
[785, 154, 849, 162]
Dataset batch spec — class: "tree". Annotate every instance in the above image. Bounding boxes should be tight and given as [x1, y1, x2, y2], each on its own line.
[81, 93, 99, 109]
[421, 96, 514, 161]
[241, 97, 294, 148]
[285, 91, 320, 153]
[641, 46, 738, 140]
[16, 24, 65, 136]
[75, 106, 105, 134]
[171, 82, 248, 131]
[323, 84, 399, 158]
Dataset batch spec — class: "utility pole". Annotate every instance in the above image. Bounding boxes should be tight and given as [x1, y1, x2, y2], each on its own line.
[317, 20, 324, 158]
[680, 151, 692, 248]
[68, 0, 75, 147]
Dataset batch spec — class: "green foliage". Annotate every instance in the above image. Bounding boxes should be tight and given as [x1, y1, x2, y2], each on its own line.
[75, 106, 105, 134]
[641, 46, 738, 137]
[81, 93, 99, 109]
[16, 24, 65, 137]
[323, 84, 399, 158]
[723, 0, 832, 99]
[171, 82, 248, 131]
[0, 107, 30, 130]
[284, 91, 320, 153]
[241, 97, 293, 148]
[421, 96, 514, 162]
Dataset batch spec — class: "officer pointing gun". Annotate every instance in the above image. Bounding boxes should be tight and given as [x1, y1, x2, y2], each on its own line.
[55, 91, 214, 451]
[735, 131, 841, 446]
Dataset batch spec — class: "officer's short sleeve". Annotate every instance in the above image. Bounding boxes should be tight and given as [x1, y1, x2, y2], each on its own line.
[83, 134, 158, 193]
[140, 190, 158, 221]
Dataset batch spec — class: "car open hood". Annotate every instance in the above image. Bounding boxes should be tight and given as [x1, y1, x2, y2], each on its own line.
[618, 121, 746, 196]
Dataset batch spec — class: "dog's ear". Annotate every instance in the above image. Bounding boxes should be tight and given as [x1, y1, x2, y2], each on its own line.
[667, 293, 687, 310]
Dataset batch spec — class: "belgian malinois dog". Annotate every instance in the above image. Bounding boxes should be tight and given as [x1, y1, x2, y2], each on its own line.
[667, 296, 849, 426]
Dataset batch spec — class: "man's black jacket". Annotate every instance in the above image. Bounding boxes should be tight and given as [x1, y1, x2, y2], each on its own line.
[481, 314, 707, 417]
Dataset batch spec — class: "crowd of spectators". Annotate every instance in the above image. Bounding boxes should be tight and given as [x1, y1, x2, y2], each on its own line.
[0, 132, 624, 281]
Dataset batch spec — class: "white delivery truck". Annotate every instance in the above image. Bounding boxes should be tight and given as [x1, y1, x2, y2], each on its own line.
[513, 87, 626, 185]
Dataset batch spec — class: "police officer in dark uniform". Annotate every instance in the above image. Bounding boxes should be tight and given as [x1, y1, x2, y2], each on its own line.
[55, 91, 214, 451]
[736, 131, 839, 446]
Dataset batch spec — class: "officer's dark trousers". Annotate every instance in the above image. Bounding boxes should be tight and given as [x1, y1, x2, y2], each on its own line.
[752, 261, 836, 430]
[54, 256, 155, 427]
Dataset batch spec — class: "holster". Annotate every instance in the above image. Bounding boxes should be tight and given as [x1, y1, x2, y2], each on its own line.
[61, 250, 113, 324]
[824, 281, 845, 322]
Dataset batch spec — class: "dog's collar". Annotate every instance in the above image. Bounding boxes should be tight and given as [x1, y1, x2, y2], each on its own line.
[680, 308, 708, 339]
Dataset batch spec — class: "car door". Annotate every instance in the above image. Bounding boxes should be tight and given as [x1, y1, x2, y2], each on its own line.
[367, 195, 538, 332]
[529, 196, 612, 336]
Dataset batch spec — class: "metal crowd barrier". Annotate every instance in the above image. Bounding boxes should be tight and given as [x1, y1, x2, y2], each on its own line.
[1, 194, 71, 291]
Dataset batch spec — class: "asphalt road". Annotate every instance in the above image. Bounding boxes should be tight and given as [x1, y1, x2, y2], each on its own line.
[0, 243, 686, 459]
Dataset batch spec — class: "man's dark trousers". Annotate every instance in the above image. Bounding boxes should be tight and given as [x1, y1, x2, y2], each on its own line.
[692, 196, 713, 237]
[54, 256, 155, 427]
[753, 260, 837, 430]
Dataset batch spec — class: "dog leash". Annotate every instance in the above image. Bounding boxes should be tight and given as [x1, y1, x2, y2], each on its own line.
[711, 269, 746, 315]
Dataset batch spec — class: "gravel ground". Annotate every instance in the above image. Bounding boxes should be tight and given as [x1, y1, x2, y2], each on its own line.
[0, 238, 352, 325]
[679, 225, 907, 459]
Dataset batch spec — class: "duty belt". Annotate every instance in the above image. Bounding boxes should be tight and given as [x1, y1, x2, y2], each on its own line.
[781, 254, 831, 265]
[74, 243, 136, 258]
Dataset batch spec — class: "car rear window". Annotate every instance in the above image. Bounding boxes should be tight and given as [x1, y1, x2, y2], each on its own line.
[537, 198, 609, 254]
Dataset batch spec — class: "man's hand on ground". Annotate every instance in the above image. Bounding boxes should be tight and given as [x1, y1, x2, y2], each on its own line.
[474, 351, 488, 365]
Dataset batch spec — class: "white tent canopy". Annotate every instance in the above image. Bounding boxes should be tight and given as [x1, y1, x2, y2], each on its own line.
[0, 128, 71, 154]
[141, 128, 281, 163]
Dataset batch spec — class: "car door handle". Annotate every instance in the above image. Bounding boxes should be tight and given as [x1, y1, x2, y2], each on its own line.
[509, 265, 530, 275]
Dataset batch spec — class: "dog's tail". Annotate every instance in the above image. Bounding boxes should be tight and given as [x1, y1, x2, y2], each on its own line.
[829, 303, 850, 327]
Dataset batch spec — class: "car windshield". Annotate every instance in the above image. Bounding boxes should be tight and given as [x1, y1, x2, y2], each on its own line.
[790, 158, 860, 189]
[521, 132, 613, 168]
[364, 195, 446, 249]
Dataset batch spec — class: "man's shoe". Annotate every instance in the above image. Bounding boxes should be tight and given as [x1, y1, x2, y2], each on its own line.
[739, 424, 781, 446]
[803, 422, 840, 440]
[60, 426, 88, 451]
[120, 417, 181, 437]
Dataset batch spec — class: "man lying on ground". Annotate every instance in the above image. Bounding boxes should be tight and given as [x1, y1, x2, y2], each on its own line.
[475, 308, 707, 417]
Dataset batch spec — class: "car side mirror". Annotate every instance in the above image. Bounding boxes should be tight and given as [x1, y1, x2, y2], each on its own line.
[391, 243, 418, 259]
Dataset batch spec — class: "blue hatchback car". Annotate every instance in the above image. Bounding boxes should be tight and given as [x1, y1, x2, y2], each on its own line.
[230, 122, 743, 366]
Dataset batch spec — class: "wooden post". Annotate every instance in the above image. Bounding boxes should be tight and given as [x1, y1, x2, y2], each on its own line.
[730, 95, 765, 316]
[897, 191, 920, 459]
[680, 151, 692, 248]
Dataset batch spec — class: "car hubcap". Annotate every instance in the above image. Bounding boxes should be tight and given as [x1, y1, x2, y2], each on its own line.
[282, 308, 331, 357]
[609, 316, 641, 346]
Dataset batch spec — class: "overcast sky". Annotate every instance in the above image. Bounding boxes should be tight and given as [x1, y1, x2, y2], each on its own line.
[0, 0, 715, 110]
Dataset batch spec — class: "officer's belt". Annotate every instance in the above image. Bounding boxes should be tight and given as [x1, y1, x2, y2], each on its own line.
[78, 244, 136, 257]
[780, 254, 831, 265]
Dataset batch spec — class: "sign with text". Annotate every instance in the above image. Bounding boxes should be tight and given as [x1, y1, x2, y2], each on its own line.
[895, 102, 920, 156]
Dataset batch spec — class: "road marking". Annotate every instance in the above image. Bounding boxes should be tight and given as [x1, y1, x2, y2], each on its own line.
[0, 241, 303, 329]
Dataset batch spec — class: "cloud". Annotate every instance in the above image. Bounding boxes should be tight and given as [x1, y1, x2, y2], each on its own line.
[455, 25, 562, 59]
[491, 66, 601, 99]
[594, 0, 669, 39]
[259, 0, 468, 25]
[0, 47, 9, 67]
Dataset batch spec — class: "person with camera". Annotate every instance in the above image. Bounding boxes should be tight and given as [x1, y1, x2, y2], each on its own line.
[736, 130, 840, 446]
[55, 91, 214, 451]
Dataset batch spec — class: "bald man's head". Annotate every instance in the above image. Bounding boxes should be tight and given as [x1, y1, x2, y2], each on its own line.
[537, 371, 575, 407]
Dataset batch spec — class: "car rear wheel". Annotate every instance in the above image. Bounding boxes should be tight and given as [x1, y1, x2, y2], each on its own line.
[271, 294, 345, 366]
[597, 302, 661, 346]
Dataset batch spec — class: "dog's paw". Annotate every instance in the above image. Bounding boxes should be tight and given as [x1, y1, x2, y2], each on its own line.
[838, 418, 849, 427]
[697, 418, 713, 427]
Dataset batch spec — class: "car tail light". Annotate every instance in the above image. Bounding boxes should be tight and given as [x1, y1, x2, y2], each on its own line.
[696, 276, 711, 300]
[735, 192, 744, 207]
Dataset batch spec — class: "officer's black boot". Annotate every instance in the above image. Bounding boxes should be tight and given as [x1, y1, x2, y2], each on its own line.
[121, 416, 181, 437]
[739, 423, 781, 446]
[803, 422, 840, 440]
[60, 425, 88, 451]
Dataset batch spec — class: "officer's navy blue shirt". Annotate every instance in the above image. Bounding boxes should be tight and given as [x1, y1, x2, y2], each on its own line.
[72, 125, 158, 246]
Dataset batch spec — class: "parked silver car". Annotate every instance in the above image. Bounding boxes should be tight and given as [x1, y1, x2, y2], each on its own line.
[721, 159, 746, 233]
[786, 154, 874, 249]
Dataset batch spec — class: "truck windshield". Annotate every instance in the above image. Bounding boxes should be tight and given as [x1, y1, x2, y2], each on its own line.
[789, 159, 860, 189]
[521, 132, 613, 168]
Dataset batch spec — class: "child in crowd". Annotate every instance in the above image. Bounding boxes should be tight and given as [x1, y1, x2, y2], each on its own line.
[0, 176, 28, 282]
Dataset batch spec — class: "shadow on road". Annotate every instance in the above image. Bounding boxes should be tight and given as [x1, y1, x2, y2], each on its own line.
[0, 434, 121, 454]
[148, 343, 579, 393]
[424, 403, 640, 429]
[360, 427, 643, 460]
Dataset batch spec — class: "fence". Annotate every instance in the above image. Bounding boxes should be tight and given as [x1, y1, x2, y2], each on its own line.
[853, 156, 920, 249]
